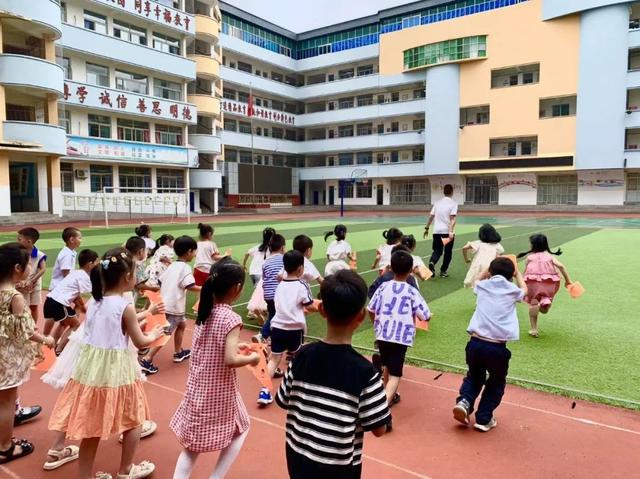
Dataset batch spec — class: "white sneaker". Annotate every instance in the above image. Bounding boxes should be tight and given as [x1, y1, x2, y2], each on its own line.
[453, 400, 471, 425]
[474, 417, 498, 432]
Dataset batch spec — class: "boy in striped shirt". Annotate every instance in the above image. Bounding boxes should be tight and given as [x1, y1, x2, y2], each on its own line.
[253, 234, 286, 343]
[277, 270, 390, 479]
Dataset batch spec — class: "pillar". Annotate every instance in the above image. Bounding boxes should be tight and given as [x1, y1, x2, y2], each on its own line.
[0, 154, 11, 217]
[47, 156, 62, 215]
[0, 21, 5, 142]
[213, 187, 219, 215]
[37, 158, 49, 212]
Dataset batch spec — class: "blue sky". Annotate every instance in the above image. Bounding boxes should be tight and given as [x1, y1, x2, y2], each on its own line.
[224, 0, 412, 33]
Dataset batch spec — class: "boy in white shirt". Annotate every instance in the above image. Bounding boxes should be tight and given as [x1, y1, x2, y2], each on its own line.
[49, 227, 83, 292]
[43, 249, 99, 349]
[288, 235, 323, 285]
[368, 250, 430, 422]
[258, 250, 317, 406]
[140, 236, 201, 375]
[16, 227, 47, 321]
[453, 257, 527, 432]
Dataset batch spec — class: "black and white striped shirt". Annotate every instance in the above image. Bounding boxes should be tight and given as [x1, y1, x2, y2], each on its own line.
[276, 342, 390, 478]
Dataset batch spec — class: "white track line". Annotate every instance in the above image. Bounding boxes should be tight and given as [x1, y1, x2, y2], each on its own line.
[0, 466, 22, 479]
[146, 380, 431, 479]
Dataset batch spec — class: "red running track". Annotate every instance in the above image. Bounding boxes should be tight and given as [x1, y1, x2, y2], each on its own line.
[3, 327, 640, 479]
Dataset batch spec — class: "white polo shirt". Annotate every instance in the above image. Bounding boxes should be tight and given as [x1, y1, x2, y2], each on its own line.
[49, 247, 77, 292]
[271, 279, 314, 331]
[48, 269, 91, 307]
[159, 261, 196, 316]
[430, 196, 458, 234]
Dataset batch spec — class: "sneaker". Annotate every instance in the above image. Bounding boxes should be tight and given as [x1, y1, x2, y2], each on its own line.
[428, 263, 436, 277]
[528, 330, 539, 338]
[173, 349, 191, 363]
[389, 393, 401, 407]
[474, 417, 498, 432]
[139, 358, 159, 375]
[257, 388, 273, 406]
[439, 271, 449, 278]
[453, 399, 471, 425]
[251, 333, 265, 344]
[14, 405, 42, 426]
[371, 353, 382, 376]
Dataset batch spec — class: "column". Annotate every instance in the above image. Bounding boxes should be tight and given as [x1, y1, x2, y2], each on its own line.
[0, 154, 11, 216]
[213, 187, 219, 215]
[184, 167, 190, 216]
[47, 156, 62, 215]
[37, 158, 49, 212]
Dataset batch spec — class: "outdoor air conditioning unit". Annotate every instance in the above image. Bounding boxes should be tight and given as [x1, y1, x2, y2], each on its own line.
[74, 169, 88, 180]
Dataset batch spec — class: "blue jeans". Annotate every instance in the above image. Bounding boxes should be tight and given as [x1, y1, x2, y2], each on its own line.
[260, 299, 276, 339]
[457, 337, 511, 425]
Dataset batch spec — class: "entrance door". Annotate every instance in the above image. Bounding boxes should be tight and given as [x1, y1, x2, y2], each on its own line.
[9, 163, 38, 213]
[313, 190, 319, 205]
[328, 186, 335, 205]
[376, 184, 384, 205]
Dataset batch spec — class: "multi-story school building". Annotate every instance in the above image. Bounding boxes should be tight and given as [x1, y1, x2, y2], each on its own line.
[218, 0, 640, 207]
[0, 0, 223, 217]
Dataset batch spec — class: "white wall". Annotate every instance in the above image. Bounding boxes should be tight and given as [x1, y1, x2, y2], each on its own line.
[497, 173, 538, 205]
[430, 176, 464, 204]
[577, 169, 626, 205]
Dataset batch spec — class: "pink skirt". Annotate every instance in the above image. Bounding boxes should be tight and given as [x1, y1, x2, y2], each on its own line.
[525, 279, 560, 306]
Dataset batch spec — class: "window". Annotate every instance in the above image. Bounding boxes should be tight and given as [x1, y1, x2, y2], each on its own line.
[117, 119, 150, 142]
[391, 122, 399, 132]
[521, 141, 533, 155]
[237, 61, 252, 73]
[507, 142, 517, 156]
[413, 88, 425, 99]
[552, 104, 570, 117]
[272, 127, 284, 139]
[523, 72, 534, 84]
[356, 123, 373, 136]
[88, 114, 111, 138]
[223, 88, 236, 100]
[154, 79, 182, 101]
[223, 118, 236, 131]
[119, 166, 151, 192]
[357, 64, 374, 76]
[60, 163, 74, 193]
[356, 181, 372, 198]
[391, 151, 399, 163]
[59, 110, 71, 134]
[271, 72, 284, 82]
[477, 112, 489, 124]
[338, 97, 354, 109]
[357, 94, 373, 107]
[156, 169, 184, 192]
[338, 125, 354, 137]
[115, 70, 148, 94]
[155, 124, 183, 145]
[391, 92, 400, 102]
[537, 175, 578, 205]
[402, 14, 421, 29]
[5, 104, 34, 122]
[239, 121, 251, 134]
[338, 153, 353, 166]
[61, 2, 67, 22]
[413, 119, 425, 130]
[356, 152, 372, 164]
[90, 164, 113, 192]
[403, 36, 487, 70]
[339, 183, 354, 198]
[390, 180, 431, 205]
[113, 20, 147, 45]
[338, 68, 354, 79]
[152, 33, 180, 55]
[239, 151, 252, 163]
[413, 148, 424, 162]
[492, 64, 540, 88]
[61, 57, 71, 80]
[86, 63, 109, 87]
[84, 10, 107, 34]
[238, 91, 249, 103]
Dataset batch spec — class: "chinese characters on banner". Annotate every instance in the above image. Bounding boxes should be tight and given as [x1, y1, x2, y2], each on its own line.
[221, 100, 296, 126]
[62, 81, 196, 123]
[94, 0, 193, 34]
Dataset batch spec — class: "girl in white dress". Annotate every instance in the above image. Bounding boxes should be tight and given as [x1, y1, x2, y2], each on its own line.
[462, 224, 504, 288]
[323, 225, 355, 276]
[371, 228, 403, 273]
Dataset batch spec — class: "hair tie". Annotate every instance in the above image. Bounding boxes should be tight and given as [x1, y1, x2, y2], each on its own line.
[101, 259, 110, 270]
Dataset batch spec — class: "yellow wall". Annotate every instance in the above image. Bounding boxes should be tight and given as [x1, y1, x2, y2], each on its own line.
[379, 0, 580, 166]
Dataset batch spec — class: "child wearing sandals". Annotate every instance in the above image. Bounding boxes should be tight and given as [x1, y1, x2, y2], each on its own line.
[0, 243, 55, 466]
[462, 224, 504, 288]
[171, 258, 260, 479]
[48, 247, 165, 479]
[517, 234, 573, 338]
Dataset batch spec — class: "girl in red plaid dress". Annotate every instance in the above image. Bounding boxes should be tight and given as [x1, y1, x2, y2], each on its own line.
[171, 258, 259, 479]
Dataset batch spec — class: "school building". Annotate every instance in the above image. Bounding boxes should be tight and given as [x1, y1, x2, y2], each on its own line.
[218, 0, 640, 207]
[0, 0, 223, 218]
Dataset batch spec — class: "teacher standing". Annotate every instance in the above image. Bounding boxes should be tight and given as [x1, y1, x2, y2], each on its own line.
[423, 184, 458, 278]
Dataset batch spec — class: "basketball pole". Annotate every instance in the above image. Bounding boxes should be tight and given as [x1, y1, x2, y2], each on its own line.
[340, 180, 345, 217]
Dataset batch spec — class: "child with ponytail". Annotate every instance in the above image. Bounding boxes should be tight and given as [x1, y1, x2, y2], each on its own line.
[324, 224, 355, 276]
[372, 228, 403, 273]
[135, 224, 156, 255]
[400, 234, 431, 281]
[146, 234, 175, 288]
[171, 258, 259, 479]
[517, 234, 573, 337]
[194, 223, 227, 287]
[48, 247, 165, 479]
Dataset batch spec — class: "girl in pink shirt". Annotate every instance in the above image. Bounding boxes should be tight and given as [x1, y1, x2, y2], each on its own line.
[517, 234, 572, 338]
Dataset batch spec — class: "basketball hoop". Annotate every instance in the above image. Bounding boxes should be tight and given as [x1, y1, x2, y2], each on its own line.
[350, 168, 368, 182]
[338, 168, 369, 217]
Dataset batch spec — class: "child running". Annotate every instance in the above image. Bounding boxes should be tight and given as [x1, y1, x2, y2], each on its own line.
[171, 258, 259, 479]
[242, 227, 275, 285]
[453, 257, 527, 432]
[276, 270, 390, 478]
[194, 223, 226, 287]
[258, 250, 316, 406]
[400, 234, 431, 281]
[372, 228, 403, 273]
[135, 224, 156, 255]
[518, 234, 573, 338]
[16, 227, 47, 322]
[145, 234, 175, 288]
[49, 227, 83, 292]
[368, 245, 419, 298]
[462, 224, 504, 288]
[125, 237, 157, 302]
[252, 234, 286, 344]
[368, 250, 430, 423]
[324, 224, 354, 276]
[0, 243, 55, 465]
[140, 236, 200, 374]
[288, 235, 323, 285]
[43, 249, 99, 352]
[48, 247, 164, 478]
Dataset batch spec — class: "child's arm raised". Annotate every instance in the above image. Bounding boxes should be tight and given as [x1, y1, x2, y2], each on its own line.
[225, 326, 259, 368]
[552, 258, 572, 286]
[122, 303, 164, 349]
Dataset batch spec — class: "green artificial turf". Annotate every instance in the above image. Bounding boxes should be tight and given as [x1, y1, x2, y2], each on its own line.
[5, 216, 639, 409]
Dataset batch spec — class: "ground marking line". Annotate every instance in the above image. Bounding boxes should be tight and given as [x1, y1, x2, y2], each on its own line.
[231, 226, 562, 308]
[400, 377, 640, 436]
[0, 465, 22, 479]
[145, 380, 432, 479]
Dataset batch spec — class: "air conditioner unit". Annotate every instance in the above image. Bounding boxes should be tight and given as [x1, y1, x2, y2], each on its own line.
[74, 169, 88, 180]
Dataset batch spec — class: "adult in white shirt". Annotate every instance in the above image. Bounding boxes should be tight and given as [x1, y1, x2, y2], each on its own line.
[423, 184, 458, 278]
